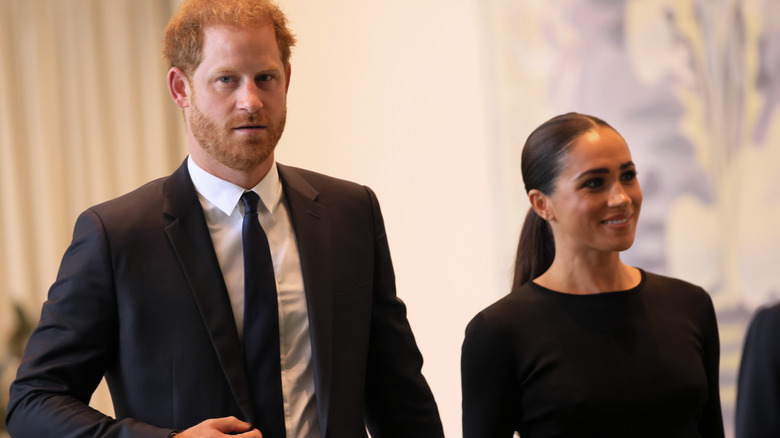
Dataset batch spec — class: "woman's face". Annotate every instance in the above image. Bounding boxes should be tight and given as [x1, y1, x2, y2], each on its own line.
[542, 126, 643, 257]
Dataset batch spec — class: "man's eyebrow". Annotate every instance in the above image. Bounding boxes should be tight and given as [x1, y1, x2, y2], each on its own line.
[207, 67, 236, 76]
[573, 161, 635, 180]
[207, 64, 283, 75]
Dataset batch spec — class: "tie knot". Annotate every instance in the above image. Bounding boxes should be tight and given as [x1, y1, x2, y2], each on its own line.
[241, 191, 261, 215]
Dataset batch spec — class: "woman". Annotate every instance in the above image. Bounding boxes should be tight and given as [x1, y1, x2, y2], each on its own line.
[461, 113, 724, 437]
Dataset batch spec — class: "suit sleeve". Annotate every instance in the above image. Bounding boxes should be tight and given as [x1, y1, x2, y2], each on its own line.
[6, 209, 174, 438]
[697, 292, 725, 438]
[461, 312, 516, 438]
[361, 187, 445, 438]
[736, 304, 780, 438]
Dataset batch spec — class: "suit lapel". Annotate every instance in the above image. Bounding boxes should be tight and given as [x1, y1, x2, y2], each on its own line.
[278, 164, 334, 437]
[161, 160, 254, 421]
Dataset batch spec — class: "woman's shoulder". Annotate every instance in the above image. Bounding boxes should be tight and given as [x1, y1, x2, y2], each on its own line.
[642, 270, 709, 297]
[640, 270, 716, 320]
[465, 283, 543, 335]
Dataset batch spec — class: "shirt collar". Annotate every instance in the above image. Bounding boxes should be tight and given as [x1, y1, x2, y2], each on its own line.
[187, 156, 283, 216]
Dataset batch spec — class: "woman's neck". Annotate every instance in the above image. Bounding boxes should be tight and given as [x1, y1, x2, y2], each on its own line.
[534, 251, 641, 295]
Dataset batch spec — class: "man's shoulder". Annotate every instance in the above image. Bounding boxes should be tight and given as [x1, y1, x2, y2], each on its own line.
[87, 162, 193, 224]
[278, 163, 363, 187]
[90, 175, 170, 213]
[277, 163, 372, 199]
[751, 301, 780, 330]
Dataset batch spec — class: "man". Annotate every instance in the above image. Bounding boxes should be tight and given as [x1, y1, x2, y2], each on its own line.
[6, 0, 444, 437]
[736, 302, 780, 438]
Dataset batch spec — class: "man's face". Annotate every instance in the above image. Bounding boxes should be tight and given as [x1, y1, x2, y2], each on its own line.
[186, 24, 290, 172]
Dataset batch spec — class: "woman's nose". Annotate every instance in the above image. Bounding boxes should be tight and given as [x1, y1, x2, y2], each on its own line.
[608, 187, 630, 207]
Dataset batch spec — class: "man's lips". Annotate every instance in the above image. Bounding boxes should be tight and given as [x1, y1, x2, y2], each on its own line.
[233, 125, 266, 132]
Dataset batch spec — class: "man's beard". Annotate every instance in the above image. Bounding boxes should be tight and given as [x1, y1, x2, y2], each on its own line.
[189, 96, 286, 172]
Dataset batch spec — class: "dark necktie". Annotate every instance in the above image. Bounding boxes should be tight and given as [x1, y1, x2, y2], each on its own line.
[241, 191, 286, 437]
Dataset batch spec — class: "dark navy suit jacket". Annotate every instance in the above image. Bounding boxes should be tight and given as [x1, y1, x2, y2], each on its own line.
[7, 160, 443, 438]
[736, 302, 780, 438]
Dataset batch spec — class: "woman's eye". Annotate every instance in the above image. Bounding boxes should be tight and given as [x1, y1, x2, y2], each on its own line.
[583, 178, 604, 189]
[621, 170, 637, 181]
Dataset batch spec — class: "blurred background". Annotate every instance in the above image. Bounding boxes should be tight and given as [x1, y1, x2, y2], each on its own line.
[2, 0, 779, 437]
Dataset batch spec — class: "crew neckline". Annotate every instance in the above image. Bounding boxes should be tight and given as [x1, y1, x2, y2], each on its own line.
[529, 268, 646, 298]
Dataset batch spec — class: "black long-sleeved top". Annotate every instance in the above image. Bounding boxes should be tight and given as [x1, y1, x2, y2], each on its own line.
[462, 270, 724, 438]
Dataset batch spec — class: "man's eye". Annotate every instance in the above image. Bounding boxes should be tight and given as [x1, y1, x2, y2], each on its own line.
[257, 74, 273, 82]
[218, 77, 232, 83]
[621, 170, 637, 181]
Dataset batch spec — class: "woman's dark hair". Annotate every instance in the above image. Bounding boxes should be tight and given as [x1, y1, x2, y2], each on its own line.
[512, 112, 614, 289]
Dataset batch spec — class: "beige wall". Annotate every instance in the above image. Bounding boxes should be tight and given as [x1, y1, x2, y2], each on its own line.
[277, 2, 506, 436]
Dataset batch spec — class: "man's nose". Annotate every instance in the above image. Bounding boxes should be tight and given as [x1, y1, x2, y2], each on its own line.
[237, 82, 263, 113]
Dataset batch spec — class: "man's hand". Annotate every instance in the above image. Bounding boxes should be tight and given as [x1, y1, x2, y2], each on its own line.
[175, 416, 262, 437]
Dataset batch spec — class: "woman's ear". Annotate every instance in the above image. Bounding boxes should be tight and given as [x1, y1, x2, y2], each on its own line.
[529, 189, 555, 222]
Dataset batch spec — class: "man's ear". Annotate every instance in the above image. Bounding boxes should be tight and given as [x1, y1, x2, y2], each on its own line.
[284, 62, 292, 93]
[167, 67, 191, 108]
[529, 189, 555, 222]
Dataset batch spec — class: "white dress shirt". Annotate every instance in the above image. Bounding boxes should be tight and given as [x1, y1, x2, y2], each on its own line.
[187, 157, 319, 438]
